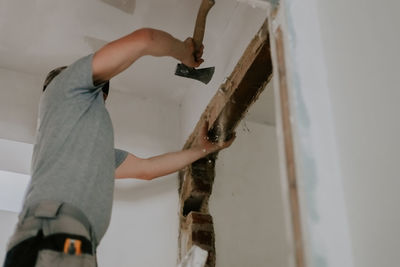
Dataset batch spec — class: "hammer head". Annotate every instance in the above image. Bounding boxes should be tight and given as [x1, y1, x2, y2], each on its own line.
[175, 63, 215, 84]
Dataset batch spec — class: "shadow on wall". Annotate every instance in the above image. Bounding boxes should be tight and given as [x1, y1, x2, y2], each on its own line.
[99, 0, 136, 14]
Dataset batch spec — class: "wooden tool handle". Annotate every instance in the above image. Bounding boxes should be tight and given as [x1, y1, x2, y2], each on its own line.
[193, 0, 215, 52]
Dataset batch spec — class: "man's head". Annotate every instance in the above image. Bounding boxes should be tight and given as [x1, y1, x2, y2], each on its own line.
[43, 66, 110, 101]
[43, 66, 67, 92]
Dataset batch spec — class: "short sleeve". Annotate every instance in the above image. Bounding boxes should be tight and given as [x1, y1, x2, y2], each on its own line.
[115, 149, 129, 168]
[52, 54, 105, 98]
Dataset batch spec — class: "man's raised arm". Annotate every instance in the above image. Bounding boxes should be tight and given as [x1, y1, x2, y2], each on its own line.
[92, 28, 204, 84]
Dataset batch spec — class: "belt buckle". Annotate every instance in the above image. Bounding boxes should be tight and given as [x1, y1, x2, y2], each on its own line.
[63, 238, 82, 255]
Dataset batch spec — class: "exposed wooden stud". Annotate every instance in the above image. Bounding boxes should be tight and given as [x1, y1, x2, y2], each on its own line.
[275, 26, 305, 267]
[178, 18, 273, 267]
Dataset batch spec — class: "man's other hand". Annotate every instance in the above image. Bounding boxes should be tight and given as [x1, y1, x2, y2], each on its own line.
[195, 121, 236, 154]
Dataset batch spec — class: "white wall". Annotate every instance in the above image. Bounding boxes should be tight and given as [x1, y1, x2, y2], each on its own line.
[210, 121, 290, 267]
[0, 210, 18, 261]
[0, 68, 42, 143]
[281, 0, 400, 266]
[278, 0, 355, 266]
[315, 1, 400, 267]
[0, 171, 30, 212]
[100, 88, 182, 267]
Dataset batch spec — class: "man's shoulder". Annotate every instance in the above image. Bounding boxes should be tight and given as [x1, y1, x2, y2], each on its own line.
[48, 54, 99, 99]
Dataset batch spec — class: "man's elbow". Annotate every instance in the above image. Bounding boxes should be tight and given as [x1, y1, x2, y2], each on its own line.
[131, 28, 155, 54]
[140, 172, 155, 181]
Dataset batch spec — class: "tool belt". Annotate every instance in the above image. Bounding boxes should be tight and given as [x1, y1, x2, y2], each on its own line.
[37, 231, 93, 255]
[8, 201, 97, 254]
[5, 231, 96, 267]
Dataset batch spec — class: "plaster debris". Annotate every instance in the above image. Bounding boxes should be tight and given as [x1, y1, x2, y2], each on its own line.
[242, 121, 251, 132]
[178, 245, 208, 267]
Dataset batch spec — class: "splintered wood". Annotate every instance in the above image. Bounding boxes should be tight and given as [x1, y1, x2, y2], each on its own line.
[178, 18, 273, 267]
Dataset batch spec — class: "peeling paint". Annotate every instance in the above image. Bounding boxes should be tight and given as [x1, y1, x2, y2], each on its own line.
[269, 0, 280, 6]
[283, 0, 325, 266]
[284, 0, 319, 223]
[314, 255, 328, 267]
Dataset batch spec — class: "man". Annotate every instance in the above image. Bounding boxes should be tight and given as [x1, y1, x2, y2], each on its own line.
[3, 28, 234, 267]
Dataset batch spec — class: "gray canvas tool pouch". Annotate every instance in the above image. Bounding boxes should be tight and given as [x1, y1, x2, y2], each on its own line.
[32, 201, 92, 241]
[9, 201, 93, 246]
[35, 249, 96, 267]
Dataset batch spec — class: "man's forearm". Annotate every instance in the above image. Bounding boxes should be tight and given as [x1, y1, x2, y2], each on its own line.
[142, 29, 185, 61]
[144, 147, 206, 180]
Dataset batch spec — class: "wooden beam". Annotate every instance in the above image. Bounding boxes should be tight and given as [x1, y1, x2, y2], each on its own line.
[275, 26, 305, 267]
[183, 18, 273, 149]
[178, 18, 273, 267]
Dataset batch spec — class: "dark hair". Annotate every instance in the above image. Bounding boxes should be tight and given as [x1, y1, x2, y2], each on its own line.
[43, 66, 110, 96]
[43, 66, 67, 91]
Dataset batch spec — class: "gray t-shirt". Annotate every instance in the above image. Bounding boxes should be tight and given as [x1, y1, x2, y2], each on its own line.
[24, 54, 128, 244]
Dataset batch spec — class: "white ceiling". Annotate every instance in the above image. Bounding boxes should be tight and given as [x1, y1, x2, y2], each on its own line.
[0, 0, 274, 122]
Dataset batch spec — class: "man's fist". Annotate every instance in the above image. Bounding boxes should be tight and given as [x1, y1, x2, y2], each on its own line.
[181, 38, 204, 68]
[194, 121, 236, 155]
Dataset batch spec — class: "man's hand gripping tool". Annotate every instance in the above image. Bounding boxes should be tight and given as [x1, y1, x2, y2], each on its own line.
[175, 0, 215, 84]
